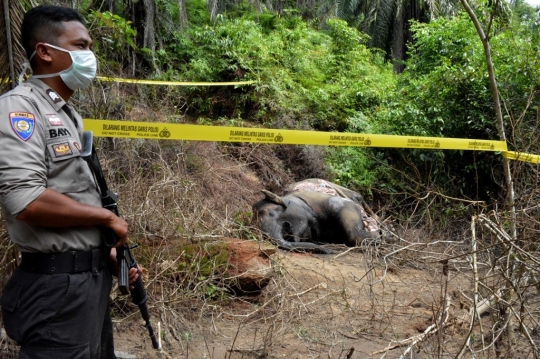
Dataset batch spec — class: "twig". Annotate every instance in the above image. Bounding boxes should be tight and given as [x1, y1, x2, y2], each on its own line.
[227, 323, 243, 359]
[287, 282, 327, 297]
[396, 295, 451, 359]
[333, 246, 359, 259]
[456, 216, 481, 359]
[221, 293, 281, 318]
[372, 294, 451, 356]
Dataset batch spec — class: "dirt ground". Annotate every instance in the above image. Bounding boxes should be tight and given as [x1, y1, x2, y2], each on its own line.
[112, 245, 469, 359]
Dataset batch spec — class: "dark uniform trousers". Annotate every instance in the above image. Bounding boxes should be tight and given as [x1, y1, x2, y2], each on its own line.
[1, 264, 116, 359]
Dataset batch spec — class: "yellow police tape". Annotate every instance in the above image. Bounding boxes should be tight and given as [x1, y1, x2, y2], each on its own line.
[503, 151, 540, 164]
[96, 76, 255, 86]
[82, 119, 507, 151]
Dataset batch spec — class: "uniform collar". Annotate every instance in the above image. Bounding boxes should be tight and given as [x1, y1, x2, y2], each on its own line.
[25, 77, 67, 110]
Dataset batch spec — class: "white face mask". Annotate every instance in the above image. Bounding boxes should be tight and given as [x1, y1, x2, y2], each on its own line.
[27, 43, 97, 90]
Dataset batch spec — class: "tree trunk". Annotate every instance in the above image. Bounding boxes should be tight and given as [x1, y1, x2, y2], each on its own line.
[3, 0, 15, 89]
[143, 0, 160, 74]
[392, 0, 420, 73]
[178, 0, 189, 29]
[207, 0, 219, 20]
[460, 0, 517, 356]
[108, 0, 116, 14]
[391, 2, 405, 73]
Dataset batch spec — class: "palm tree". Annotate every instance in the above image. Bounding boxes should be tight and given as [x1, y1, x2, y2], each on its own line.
[316, 0, 460, 72]
[1, 0, 35, 94]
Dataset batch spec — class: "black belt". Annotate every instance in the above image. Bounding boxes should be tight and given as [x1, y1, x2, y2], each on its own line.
[20, 249, 109, 275]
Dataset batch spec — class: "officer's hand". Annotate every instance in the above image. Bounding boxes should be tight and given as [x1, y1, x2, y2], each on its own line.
[109, 215, 129, 248]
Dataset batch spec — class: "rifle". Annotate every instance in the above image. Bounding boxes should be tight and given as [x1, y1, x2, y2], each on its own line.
[81, 131, 160, 350]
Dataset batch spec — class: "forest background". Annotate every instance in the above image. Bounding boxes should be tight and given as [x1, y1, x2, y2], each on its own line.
[0, 0, 538, 233]
[2, 0, 540, 357]
[76, 0, 540, 205]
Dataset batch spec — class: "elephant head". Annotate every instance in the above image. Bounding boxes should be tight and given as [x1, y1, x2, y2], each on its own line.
[253, 190, 332, 253]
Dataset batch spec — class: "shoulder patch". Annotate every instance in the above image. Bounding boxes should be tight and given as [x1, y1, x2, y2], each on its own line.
[10, 112, 35, 141]
[46, 89, 62, 104]
[46, 114, 63, 126]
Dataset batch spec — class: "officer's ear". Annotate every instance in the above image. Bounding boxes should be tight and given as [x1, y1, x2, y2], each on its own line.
[33, 43, 54, 64]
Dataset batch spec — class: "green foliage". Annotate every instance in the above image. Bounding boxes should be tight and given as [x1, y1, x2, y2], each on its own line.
[326, 147, 379, 193]
[148, 13, 394, 126]
[490, 21, 540, 154]
[121, 6, 394, 192]
[325, 110, 392, 193]
[326, 18, 370, 54]
[373, 15, 501, 200]
[393, 10, 540, 148]
[387, 15, 496, 139]
[87, 10, 137, 72]
[84, 0, 540, 207]
[185, 0, 211, 27]
[372, 11, 540, 201]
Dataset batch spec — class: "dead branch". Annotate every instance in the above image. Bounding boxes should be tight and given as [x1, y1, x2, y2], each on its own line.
[372, 295, 451, 357]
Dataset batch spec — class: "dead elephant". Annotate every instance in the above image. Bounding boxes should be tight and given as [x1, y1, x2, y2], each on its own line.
[253, 179, 382, 253]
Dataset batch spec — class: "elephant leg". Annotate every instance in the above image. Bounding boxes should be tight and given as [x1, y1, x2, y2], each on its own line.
[337, 202, 376, 246]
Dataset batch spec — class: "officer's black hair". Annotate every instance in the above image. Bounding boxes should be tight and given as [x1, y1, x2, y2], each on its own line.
[21, 5, 85, 61]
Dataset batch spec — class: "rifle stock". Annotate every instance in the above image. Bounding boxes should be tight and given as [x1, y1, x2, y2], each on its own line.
[81, 131, 160, 350]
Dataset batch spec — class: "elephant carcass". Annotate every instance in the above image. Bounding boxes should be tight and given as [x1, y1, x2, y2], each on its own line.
[284, 178, 366, 205]
[283, 178, 380, 233]
[253, 184, 382, 253]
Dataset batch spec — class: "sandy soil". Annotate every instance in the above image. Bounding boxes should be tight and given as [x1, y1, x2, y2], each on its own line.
[112, 247, 469, 359]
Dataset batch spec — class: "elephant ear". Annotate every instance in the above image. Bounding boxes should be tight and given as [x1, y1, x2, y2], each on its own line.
[261, 190, 286, 206]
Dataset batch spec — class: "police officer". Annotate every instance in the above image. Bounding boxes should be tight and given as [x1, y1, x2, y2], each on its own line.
[0, 5, 136, 359]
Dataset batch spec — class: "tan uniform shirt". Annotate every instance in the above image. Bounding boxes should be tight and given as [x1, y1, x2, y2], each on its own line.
[0, 78, 102, 252]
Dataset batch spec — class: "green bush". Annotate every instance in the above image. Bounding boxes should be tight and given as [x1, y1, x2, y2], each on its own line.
[365, 10, 540, 202]
[87, 10, 137, 72]
[149, 14, 394, 127]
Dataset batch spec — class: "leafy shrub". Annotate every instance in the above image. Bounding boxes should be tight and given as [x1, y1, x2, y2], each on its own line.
[326, 147, 380, 193]
[148, 14, 394, 128]
[366, 11, 540, 203]
[87, 11, 137, 72]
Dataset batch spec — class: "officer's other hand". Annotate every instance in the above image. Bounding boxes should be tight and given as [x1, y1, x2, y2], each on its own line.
[128, 265, 144, 289]
[108, 250, 144, 288]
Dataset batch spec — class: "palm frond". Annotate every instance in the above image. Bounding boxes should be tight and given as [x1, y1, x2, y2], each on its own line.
[0, 0, 36, 96]
[360, 0, 396, 49]
[425, 0, 460, 18]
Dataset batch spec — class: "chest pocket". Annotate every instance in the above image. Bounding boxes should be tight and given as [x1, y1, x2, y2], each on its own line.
[46, 133, 93, 194]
